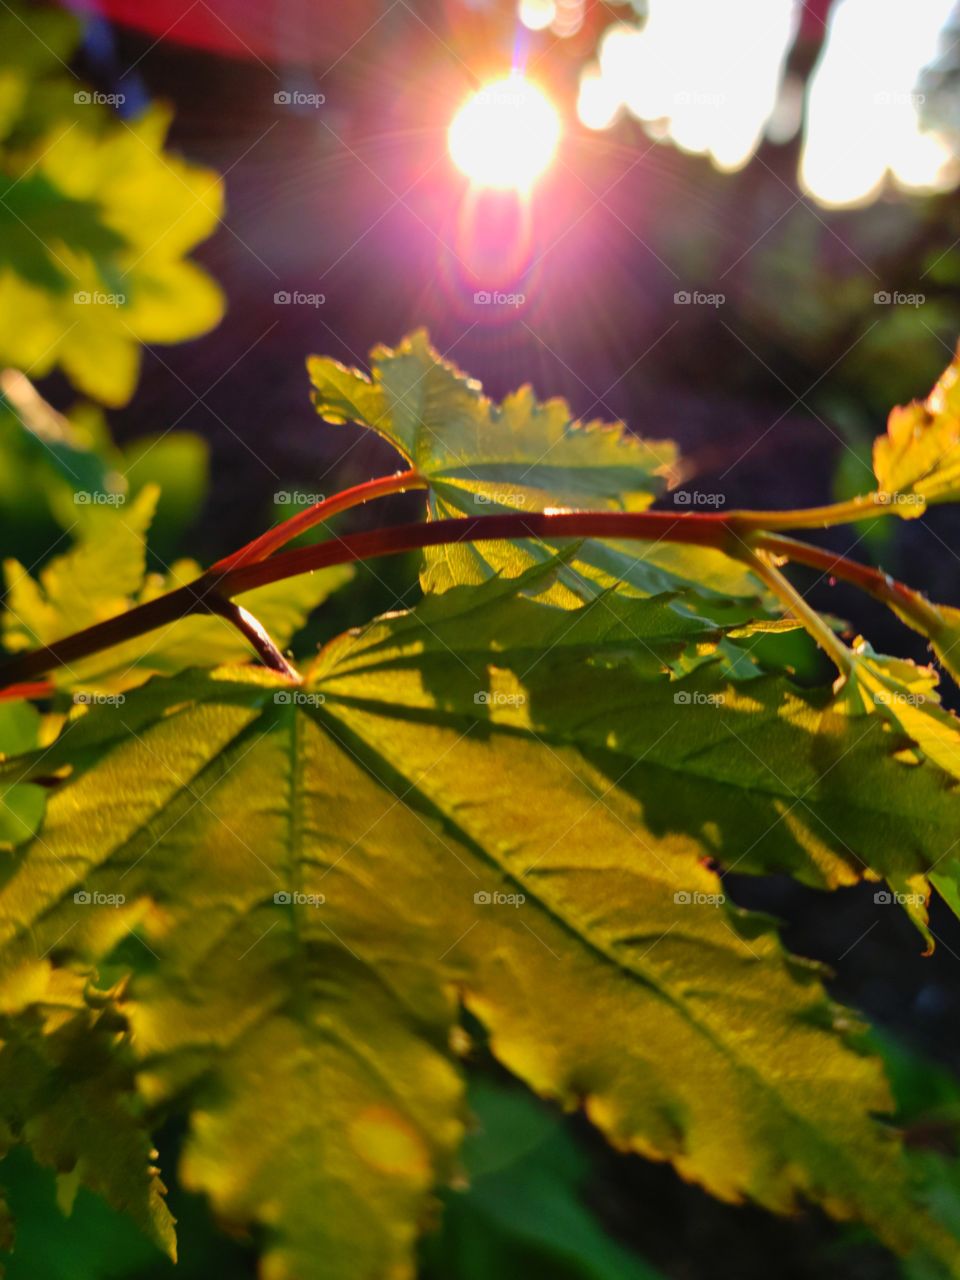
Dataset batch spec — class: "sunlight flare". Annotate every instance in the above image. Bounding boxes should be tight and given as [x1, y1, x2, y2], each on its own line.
[448, 75, 561, 191]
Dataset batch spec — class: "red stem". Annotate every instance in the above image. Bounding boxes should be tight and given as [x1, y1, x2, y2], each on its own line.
[755, 532, 943, 631]
[0, 510, 734, 686]
[0, 680, 54, 701]
[205, 593, 301, 678]
[212, 469, 426, 571]
[219, 510, 733, 595]
[0, 509, 936, 690]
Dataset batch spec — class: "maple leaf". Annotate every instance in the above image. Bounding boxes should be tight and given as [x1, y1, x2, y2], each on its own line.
[2, 571, 959, 1276]
[873, 346, 960, 515]
[0, 6, 224, 406]
[0, 963, 174, 1260]
[308, 330, 760, 607]
[2, 486, 351, 692]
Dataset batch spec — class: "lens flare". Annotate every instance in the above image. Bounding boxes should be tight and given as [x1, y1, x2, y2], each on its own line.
[448, 75, 560, 192]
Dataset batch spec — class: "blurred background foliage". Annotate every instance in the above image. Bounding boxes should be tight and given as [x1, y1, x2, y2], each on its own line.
[4, 0, 960, 1276]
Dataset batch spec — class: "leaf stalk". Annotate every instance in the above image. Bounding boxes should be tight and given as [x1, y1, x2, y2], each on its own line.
[0, 490, 946, 688]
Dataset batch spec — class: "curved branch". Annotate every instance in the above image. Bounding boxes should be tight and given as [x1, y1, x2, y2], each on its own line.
[217, 509, 735, 595]
[754, 532, 946, 639]
[0, 509, 736, 686]
[0, 506, 943, 691]
[213, 469, 426, 571]
[728, 493, 902, 531]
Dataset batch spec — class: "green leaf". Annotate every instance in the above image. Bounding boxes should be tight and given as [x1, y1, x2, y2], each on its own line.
[873, 349, 960, 514]
[0, 172, 125, 293]
[0, 700, 44, 849]
[120, 430, 209, 556]
[0, 385, 116, 570]
[839, 649, 960, 940]
[888, 595, 960, 690]
[4, 486, 160, 654]
[3, 573, 960, 1275]
[0, 964, 174, 1260]
[424, 1080, 664, 1280]
[0, 377, 213, 576]
[308, 330, 761, 607]
[320, 569, 960, 899]
[0, 6, 225, 408]
[0, 7, 78, 82]
[0, 377, 115, 505]
[868, 1034, 960, 1280]
[842, 646, 960, 786]
[2, 487, 351, 691]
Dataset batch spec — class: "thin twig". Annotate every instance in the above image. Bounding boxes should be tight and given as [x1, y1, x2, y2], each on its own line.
[754, 532, 947, 640]
[205, 595, 300, 679]
[738, 544, 854, 677]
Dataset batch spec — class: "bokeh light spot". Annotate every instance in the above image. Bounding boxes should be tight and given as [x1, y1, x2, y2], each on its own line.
[518, 0, 556, 32]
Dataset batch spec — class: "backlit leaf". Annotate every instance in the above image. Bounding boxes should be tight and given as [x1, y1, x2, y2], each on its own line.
[0, 6, 225, 407]
[2, 487, 351, 691]
[0, 964, 174, 1260]
[873, 348, 960, 514]
[0, 700, 44, 849]
[308, 330, 761, 606]
[2, 573, 960, 1275]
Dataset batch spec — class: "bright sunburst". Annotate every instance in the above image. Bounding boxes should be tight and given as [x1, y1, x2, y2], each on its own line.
[448, 74, 561, 192]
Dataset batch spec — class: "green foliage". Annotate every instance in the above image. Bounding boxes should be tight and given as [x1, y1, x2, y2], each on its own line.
[0, 377, 209, 568]
[874, 346, 960, 513]
[2, 486, 351, 691]
[0, 700, 43, 848]
[423, 1080, 665, 1280]
[6, 332, 960, 1278]
[873, 1035, 960, 1280]
[0, 575, 957, 1275]
[0, 4, 224, 406]
[0, 966, 174, 1260]
[309, 330, 759, 605]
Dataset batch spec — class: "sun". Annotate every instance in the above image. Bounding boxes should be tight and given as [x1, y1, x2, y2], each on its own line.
[448, 74, 561, 192]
